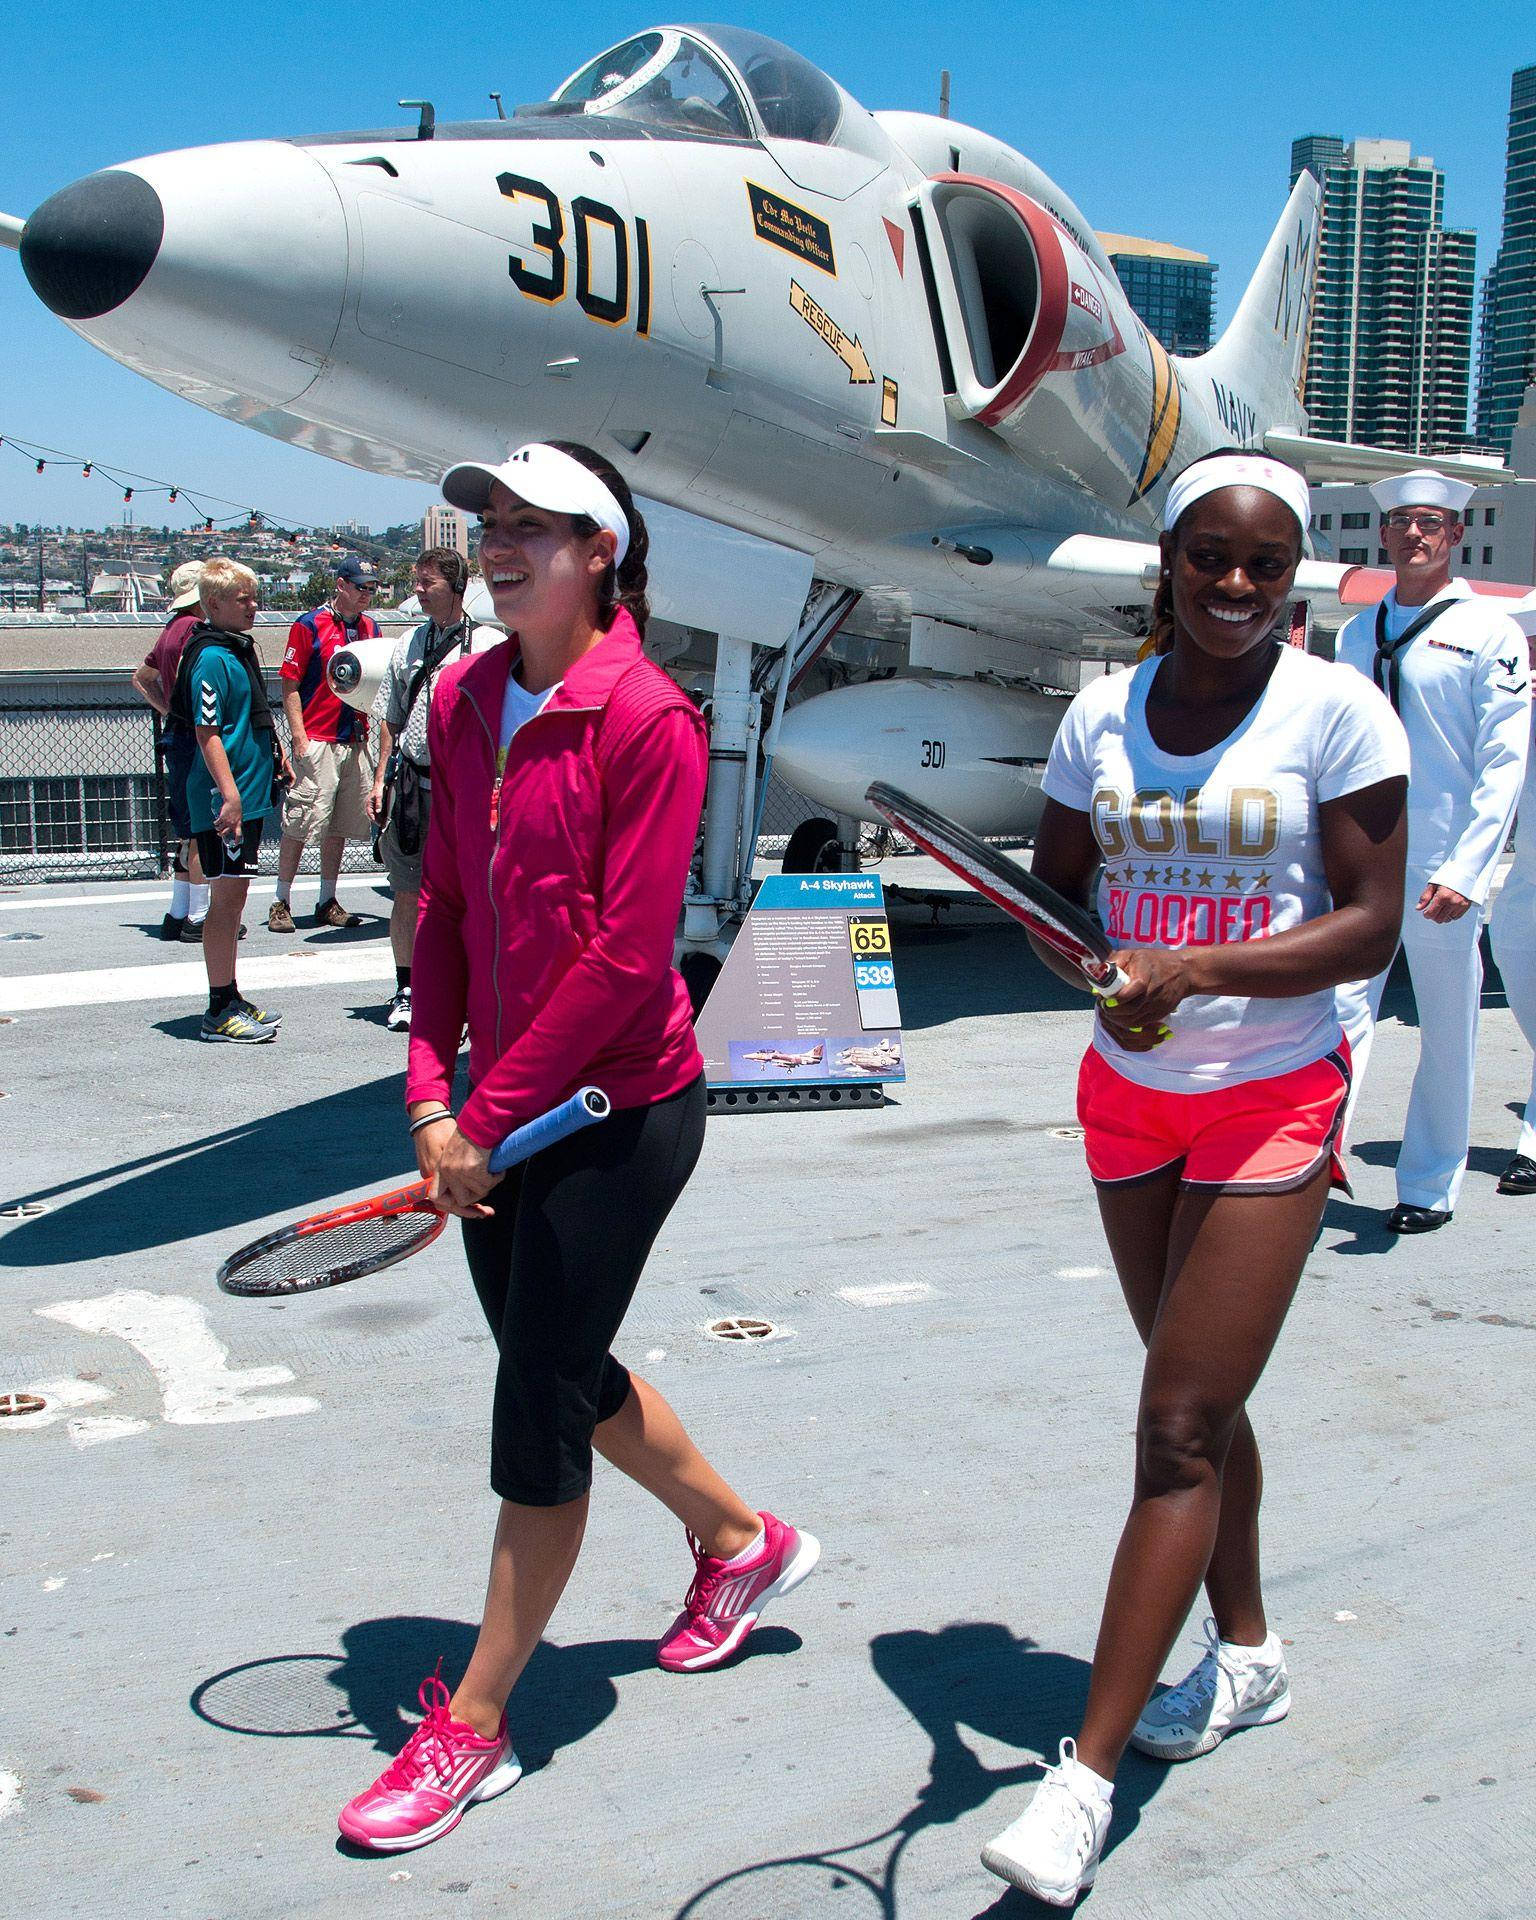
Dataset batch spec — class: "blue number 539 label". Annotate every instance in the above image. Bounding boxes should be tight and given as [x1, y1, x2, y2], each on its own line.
[854, 961, 895, 989]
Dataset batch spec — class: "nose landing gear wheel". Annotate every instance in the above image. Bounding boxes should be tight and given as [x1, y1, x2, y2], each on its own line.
[781, 816, 840, 874]
[680, 949, 722, 1019]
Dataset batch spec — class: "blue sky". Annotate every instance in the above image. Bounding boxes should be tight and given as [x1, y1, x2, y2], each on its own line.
[2, 0, 1529, 529]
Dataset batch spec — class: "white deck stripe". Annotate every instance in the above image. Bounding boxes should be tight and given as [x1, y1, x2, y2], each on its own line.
[0, 878, 386, 912]
[0, 945, 397, 1012]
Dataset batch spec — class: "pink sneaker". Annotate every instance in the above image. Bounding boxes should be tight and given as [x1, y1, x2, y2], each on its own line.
[658, 1511, 821, 1672]
[338, 1672, 521, 1852]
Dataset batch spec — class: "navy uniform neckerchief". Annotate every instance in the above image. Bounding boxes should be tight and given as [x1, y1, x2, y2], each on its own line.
[1373, 595, 1457, 713]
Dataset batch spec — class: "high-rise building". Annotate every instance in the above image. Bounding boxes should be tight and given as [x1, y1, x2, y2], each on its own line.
[421, 504, 470, 559]
[1290, 134, 1344, 189]
[1099, 235, 1217, 354]
[1293, 136, 1476, 455]
[1475, 67, 1536, 457]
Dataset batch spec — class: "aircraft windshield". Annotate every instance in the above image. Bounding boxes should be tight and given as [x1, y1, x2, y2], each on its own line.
[553, 31, 752, 139]
[688, 25, 844, 144]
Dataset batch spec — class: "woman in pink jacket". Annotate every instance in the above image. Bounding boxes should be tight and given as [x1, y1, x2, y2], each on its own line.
[339, 443, 819, 1854]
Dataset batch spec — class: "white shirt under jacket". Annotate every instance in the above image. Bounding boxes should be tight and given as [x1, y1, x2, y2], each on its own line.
[1043, 644, 1409, 1092]
[1334, 580, 1531, 903]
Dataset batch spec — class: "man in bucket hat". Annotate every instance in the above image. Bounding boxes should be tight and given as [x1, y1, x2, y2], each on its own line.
[132, 559, 210, 940]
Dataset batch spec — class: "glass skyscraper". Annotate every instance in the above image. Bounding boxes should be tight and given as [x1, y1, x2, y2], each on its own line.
[1100, 236, 1217, 355]
[1475, 67, 1536, 456]
[1291, 136, 1476, 455]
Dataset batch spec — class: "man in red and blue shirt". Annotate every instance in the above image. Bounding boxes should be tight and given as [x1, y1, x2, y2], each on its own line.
[270, 554, 381, 931]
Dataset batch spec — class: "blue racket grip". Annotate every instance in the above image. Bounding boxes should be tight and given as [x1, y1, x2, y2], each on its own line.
[486, 1087, 611, 1174]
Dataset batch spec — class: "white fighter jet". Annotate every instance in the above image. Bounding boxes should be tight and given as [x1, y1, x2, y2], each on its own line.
[836, 1037, 903, 1076]
[3, 23, 1509, 945]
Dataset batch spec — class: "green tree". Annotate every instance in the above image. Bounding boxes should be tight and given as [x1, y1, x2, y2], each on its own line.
[302, 569, 332, 606]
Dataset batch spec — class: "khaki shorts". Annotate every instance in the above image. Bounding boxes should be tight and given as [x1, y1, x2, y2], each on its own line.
[381, 782, 430, 895]
[282, 738, 374, 846]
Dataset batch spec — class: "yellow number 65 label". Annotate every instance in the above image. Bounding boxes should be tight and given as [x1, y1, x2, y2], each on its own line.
[848, 917, 891, 956]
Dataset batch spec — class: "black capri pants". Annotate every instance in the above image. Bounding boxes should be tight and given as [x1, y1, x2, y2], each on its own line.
[461, 1075, 706, 1505]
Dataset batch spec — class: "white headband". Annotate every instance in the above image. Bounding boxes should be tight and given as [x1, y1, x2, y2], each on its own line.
[1163, 456, 1311, 537]
[441, 443, 630, 565]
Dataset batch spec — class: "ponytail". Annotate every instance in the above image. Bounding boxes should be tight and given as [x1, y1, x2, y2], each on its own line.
[1142, 570, 1175, 659]
[547, 440, 651, 638]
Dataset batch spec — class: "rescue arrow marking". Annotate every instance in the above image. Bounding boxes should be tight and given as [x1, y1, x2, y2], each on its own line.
[37, 1290, 318, 1426]
[790, 280, 874, 384]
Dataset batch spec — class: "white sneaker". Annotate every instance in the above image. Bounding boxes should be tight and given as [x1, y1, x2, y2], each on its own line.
[1130, 1618, 1290, 1761]
[385, 986, 412, 1032]
[981, 1738, 1112, 1907]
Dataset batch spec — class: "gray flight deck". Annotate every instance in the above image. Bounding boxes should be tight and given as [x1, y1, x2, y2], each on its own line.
[2, 868, 1532, 1919]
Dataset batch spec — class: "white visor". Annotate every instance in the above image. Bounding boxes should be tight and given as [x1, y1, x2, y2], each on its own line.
[1163, 455, 1311, 536]
[441, 444, 630, 565]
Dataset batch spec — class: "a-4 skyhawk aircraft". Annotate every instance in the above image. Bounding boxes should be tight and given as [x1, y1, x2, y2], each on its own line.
[4, 22, 1511, 952]
[741, 1043, 826, 1073]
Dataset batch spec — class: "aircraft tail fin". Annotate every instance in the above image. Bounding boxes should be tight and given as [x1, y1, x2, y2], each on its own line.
[1190, 171, 1320, 431]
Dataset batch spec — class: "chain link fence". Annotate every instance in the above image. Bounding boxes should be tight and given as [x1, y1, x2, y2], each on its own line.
[0, 686, 841, 884]
[0, 686, 385, 884]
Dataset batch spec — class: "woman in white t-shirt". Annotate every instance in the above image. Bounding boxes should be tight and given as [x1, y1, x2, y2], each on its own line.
[981, 454, 1410, 1907]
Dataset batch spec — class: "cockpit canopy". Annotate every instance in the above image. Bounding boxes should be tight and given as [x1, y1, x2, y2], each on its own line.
[553, 24, 845, 145]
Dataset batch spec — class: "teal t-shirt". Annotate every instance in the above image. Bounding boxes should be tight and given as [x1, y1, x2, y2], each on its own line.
[184, 644, 276, 833]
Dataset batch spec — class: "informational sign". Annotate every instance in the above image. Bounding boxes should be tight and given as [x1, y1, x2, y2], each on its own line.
[695, 874, 905, 1090]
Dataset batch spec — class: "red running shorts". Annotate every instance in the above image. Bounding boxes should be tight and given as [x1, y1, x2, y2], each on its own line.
[1077, 1041, 1352, 1195]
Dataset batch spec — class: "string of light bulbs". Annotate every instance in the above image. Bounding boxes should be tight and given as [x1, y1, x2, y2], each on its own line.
[1, 432, 399, 557]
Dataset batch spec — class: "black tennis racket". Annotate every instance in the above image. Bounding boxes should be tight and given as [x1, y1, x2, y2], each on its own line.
[217, 1087, 610, 1296]
[865, 783, 1129, 994]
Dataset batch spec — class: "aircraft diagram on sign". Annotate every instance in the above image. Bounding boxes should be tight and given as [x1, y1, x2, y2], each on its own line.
[741, 1043, 825, 1074]
[836, 1037, 903, 1076]
[3, 22, 1513, 949]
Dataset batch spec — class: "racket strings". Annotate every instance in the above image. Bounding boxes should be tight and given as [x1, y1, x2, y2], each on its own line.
[220, 1210, 442, 1295]
[931, 837, 1082, 946]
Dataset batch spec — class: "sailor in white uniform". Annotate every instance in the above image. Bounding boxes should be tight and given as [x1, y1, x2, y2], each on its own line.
[1490, 592, 1536, 1197]
[1335, 470, 1531, 1232]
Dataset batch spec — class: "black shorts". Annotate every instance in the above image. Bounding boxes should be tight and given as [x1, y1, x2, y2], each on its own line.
[165, 728, 196, 842]
[195, 817, 265, 879]
[462, 1075, 706, 1505]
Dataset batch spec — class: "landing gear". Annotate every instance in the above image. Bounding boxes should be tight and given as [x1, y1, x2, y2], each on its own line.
[679, 948, 723, 1019]
[781, 816, 840, 874]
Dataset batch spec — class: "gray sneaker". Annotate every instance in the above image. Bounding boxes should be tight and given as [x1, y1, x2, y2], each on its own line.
[200, 1004, 278, 1044]
[1130, 1619, 1290, 1761]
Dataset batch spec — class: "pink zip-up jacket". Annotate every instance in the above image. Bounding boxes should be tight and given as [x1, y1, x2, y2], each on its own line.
[405, 609, 707, 1148]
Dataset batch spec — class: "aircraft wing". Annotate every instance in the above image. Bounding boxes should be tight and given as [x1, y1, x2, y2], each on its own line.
[972, 529, 1530, 637]
[1263, 431, 1510, 488]
[1296, 561, 1533, 624]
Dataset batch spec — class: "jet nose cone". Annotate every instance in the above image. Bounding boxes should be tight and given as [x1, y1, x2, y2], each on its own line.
[21, 169, 164, 320]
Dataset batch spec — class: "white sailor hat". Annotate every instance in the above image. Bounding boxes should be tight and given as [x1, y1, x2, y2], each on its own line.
[1368, 470, 1477, 516]
[1510, 590, 1536, 639]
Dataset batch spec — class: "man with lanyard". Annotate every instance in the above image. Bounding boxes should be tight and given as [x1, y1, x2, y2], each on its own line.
[366, 545, 477, 1031]
[270, 554, 381, 932]
[131, 560, 210, 941]
[1335, 470, 1530, 1232]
